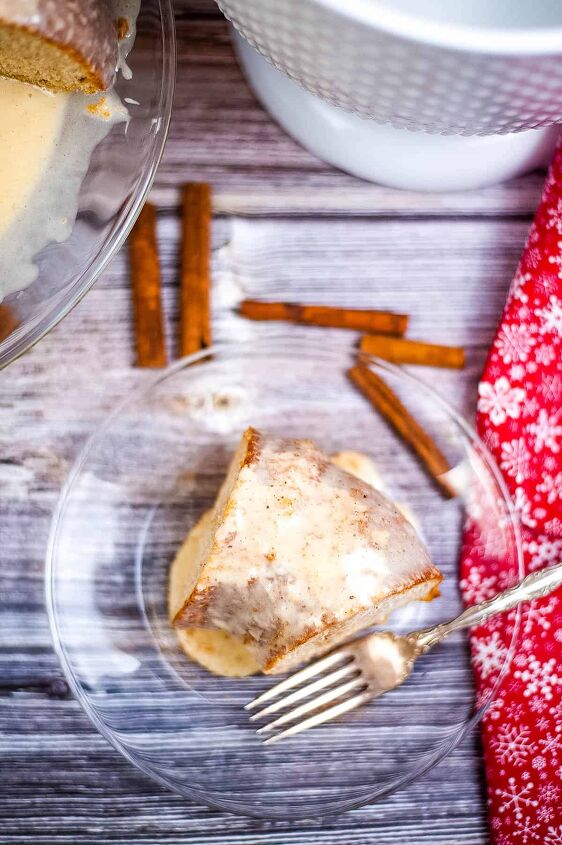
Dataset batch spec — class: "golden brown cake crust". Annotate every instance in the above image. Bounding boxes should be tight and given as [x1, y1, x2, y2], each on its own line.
[0, 0, 117, 92]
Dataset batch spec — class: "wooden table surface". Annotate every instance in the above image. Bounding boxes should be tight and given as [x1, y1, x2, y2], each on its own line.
[0, 2, 547, 843]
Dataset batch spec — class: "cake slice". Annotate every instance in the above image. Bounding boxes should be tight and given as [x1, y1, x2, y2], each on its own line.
[169, 509, 261, 677]
[172, 428, 441, 675]
[0, 0, 118, 93]
[168, 450, 400, 677]
[168, 450, 391, 677]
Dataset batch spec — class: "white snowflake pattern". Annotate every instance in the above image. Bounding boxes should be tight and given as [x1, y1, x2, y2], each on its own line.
[483, 694, 505, 722]
[514, 655, 562, 701]
[535, 342, 557, 366]
[522, 636, 536, 652]
[478, 377, 526, 426]
[535, 271, 561, 299]
[476, 519, 511, 560]
[525, 536, 562, 570]
[545, 454, 560, 471]
[525, 246, 543, 269]
[539, 373, 562, 404]
[495, 323, 537, 364]
[522, 393, 540, 418]
[500, 437, 531, 484]
[483, 429, 501, 453]
[460, 565, 498, 605]
[529, 695, 549, 714]
[548, 244, 562, 280]
[546, 198, 562, 234]
[473, 631, 508, 680]
[539, 726, 562, 761]
[538, 804, 555, 824]
[510, 363, 527, 381]
[491, 724, 533, 766]
[514, 816, 542, 843]
[550, 701, 562, 722]
[528, 409, 562, 454]
[521, 596, 559, 637]
[463, 169, 562, 840]
[496, 777, 538, 819]
[506, 701, 525, 722]
[536, 293, 562, 331]
[513, 486, 538, 529]
[545, 826, 562, 845]
[508, 269, 531, 305]
[537, 473, 562, 505]
[539, 782, 561, 804]
[528, 219, 542, 244]
[519, 301, 534, 320]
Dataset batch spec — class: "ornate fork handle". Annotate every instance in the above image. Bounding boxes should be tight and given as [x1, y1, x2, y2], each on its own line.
[413, 561, 562, 652]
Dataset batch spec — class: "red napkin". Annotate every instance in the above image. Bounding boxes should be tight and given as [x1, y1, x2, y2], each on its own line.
[461, 141, 562, 843]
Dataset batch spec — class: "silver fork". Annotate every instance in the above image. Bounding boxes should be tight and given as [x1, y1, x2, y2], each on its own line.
[246, 561, 562, 744]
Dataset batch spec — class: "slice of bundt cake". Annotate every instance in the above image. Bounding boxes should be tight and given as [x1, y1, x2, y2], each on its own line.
[0, 0, 118, 93]
[171, 428, 442, 675]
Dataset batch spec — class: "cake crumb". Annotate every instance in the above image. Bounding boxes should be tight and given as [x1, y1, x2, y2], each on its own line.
[87, 96, 111, 120]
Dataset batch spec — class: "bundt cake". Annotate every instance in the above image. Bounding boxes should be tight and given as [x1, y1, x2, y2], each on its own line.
[0, 0, 118, 93]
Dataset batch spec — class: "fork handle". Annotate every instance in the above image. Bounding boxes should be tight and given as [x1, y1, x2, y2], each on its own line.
[413, 561, 562, 651]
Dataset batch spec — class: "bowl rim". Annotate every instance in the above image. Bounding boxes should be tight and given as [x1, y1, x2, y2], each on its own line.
[45, 340, 524, 818]
[0, 0, 177, 370]
[314, 0, 562, 56]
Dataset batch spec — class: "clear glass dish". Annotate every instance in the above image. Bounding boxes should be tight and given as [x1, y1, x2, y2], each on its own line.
[0, 0, 176, 369]
[46, 339, 523, 819]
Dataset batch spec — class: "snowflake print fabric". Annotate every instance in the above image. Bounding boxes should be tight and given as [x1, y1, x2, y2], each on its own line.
[461, 139, 562, 843]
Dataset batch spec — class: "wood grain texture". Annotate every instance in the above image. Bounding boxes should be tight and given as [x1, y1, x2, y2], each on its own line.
[0, 1, 544, 842]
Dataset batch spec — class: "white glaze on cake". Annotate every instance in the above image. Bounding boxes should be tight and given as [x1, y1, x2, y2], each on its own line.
[174, 429, 441, 674]
[0, 84, 127, 298]
[114, 0, 140, 79]
[169, 448, 430, 678]
[0, 79, 65, 239]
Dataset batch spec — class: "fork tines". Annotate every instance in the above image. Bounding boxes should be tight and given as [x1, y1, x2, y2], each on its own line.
[245, 650, 370, 744]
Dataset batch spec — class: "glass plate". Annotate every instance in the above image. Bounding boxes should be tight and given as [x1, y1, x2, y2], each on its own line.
[0, 0, 175, 369]
[46, 338, 523, 818]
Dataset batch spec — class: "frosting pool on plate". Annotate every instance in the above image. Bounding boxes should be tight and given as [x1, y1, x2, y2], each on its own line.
[0, 0, 139, 301]
[0, 80, 127, 298]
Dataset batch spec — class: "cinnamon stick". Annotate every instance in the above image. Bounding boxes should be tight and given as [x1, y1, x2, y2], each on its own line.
[360, 334, 465, 369]
[128, 202, 167, 368]
[239, 300, 408, 336]
[180, 183, 212, 357]
[348, 364, 455, 498]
